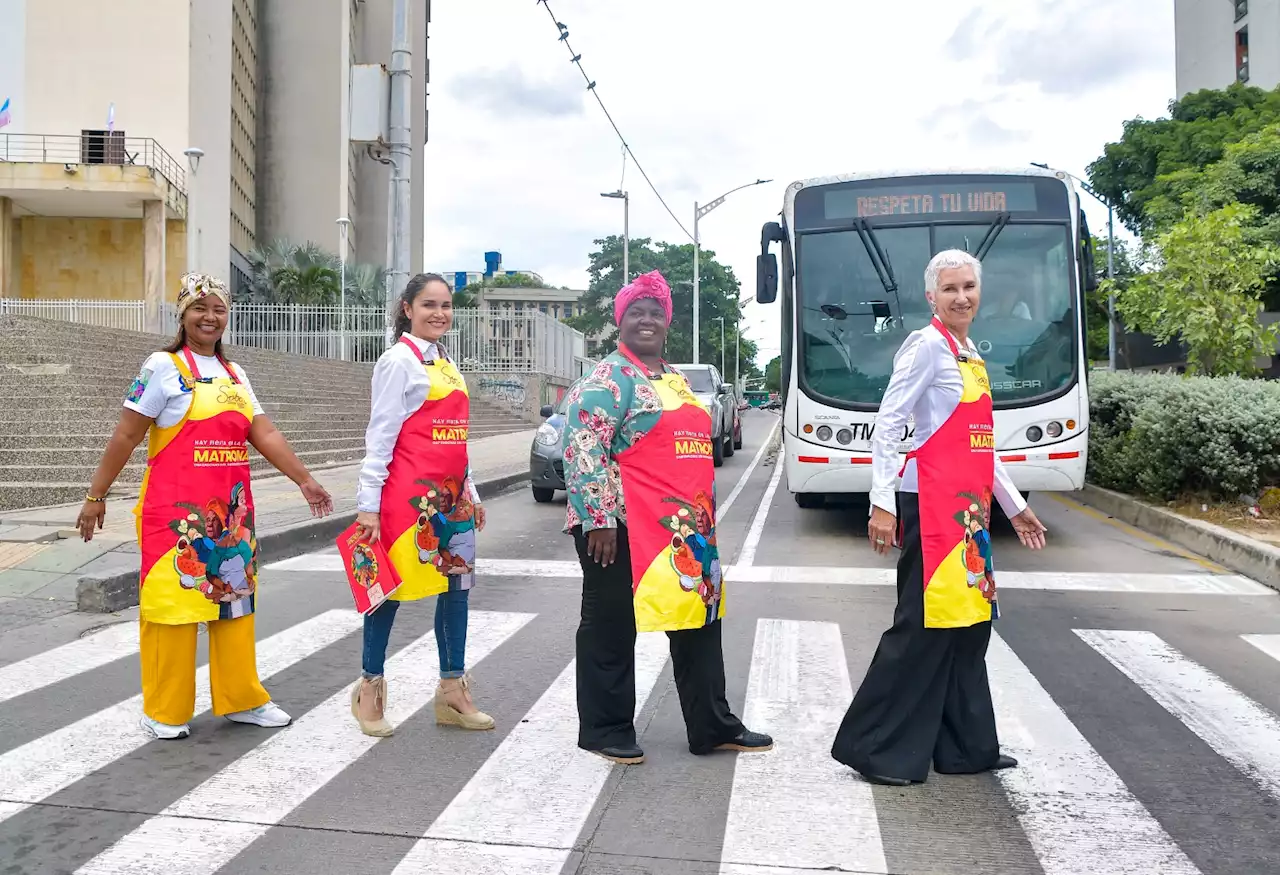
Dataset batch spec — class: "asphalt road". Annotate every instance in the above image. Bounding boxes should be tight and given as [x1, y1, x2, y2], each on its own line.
[2, 411, 1279, 875]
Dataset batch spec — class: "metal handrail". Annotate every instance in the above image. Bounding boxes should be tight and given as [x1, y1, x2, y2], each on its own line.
[0, 133, 186, 191]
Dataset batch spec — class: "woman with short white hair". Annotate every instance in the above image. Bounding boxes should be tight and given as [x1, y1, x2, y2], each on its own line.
[831, 248, 1047, 786]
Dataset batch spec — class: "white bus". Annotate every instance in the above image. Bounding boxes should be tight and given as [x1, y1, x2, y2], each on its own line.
[755, 166, 1099, 508]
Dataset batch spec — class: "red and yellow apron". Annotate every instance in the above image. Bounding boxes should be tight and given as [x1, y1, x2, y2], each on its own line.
[134, 349, 259, 625]
[900, 318, 999, 629]
[381, 337, 476, 600]
[615, 345, 725, 633]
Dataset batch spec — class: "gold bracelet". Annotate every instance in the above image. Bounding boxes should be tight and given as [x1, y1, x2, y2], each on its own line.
[85, 494, 106, 503]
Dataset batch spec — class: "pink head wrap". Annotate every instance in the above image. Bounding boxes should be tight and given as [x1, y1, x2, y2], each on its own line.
[613, 270, 673, 327]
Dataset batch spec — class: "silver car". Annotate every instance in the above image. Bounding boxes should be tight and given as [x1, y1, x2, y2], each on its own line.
[529, 394, 569, 502]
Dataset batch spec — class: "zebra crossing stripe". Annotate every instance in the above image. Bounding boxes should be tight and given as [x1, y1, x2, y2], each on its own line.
[0, 621, 138, 706]
[720, 618, 887, 873]
[987, 633, 1202, 874]
[1243, 634, 1280, 664]
[1077, 629, 1280, 803]
[392, 632, 673, 874]
[0, 609, 362, 826]
[1080, 629, 1280, 798]
[73, 611, 535, 875]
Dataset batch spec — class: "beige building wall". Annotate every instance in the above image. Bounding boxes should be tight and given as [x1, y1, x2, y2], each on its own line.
[231, 0, 260, 257]
[19, 0, 190, 168]
[18, 218, 185, 302]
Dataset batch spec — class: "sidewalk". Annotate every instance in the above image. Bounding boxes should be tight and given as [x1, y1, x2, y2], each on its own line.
[0, 428, 537, 624]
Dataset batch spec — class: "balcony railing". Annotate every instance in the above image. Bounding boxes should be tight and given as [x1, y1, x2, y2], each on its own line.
[0, 133, 186, 192]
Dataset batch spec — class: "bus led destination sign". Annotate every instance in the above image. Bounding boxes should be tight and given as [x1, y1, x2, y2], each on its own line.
[823, 181, 1040, 220]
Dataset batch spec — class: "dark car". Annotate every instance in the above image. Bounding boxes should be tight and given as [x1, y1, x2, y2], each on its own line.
[530, 394, 569, 502]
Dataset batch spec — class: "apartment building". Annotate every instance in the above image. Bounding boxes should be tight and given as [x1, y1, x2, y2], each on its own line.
[0, 0, 428, 322]
[1175, 0, 1280, 95]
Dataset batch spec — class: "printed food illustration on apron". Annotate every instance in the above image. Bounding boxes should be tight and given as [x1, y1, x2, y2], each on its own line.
[614, 346, 725, 633]
[900, 317, 999, 629]
[134, 349, 258, 624]
[381, 338, 477, 599]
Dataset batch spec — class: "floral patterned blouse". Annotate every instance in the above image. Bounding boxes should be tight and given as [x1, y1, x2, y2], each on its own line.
[561, 351, 671, 533]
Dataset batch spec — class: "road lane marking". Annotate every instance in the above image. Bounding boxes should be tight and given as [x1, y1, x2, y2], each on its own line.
[1046, 493, 1226, 574]
[726, 456, 783, 568]
[264, 555, 1272, 594]
[718, 420, 780, 522]
[391, 632, 672, 873]
[720, 619, 887, 874]
[1243, 634, 1280, 663]
[74, 611, 534, 875]
[0, 621, 139, 706]
[988, 633, 1201, 875]
[0, 610, 362, 826]
[1077, 629, 1280, 802]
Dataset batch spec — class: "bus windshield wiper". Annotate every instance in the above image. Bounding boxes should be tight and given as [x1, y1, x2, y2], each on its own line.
[853, 218, 904, 324]
[973, 212, 1011, 260]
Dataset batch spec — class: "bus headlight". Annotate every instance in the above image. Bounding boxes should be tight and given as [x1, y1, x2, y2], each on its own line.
[1026, 426, 1043, 442]
[816, 425, 833, 441]
[836, 428, 852, 445]
[1046, 421, 1063, 438]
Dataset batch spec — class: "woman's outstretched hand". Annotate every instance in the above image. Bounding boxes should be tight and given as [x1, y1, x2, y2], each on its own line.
[1011, 507, 1047, 550]
[299, 478, 334, 518]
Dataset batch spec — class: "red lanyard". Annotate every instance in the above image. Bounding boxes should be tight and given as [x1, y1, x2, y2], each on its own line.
[182, 347, 240, 384]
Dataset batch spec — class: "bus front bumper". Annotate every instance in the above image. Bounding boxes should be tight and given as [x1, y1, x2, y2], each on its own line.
[783, 432, 1088, 495]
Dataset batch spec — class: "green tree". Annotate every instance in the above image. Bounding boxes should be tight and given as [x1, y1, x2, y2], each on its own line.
[568, 235, 761, 383]
[1087, 83, 1280, 234]
[244, 240, 385, 306]
[764, 355, 782, 393]
[1107, 203, 1280, 376]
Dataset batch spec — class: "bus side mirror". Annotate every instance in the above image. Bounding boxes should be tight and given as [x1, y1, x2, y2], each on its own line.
[757, 253, 778, 304]
[1080, 210, 1099, 293]
[757, 221, 784, 304]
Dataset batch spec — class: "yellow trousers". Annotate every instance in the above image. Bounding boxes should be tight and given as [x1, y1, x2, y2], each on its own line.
[139, 614, 270, 725]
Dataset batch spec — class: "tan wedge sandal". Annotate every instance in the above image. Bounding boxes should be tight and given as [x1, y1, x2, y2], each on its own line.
[351, 675, 393, 737]
[434, 674, 494, 730]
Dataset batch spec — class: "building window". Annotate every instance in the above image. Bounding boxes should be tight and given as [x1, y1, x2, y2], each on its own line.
[1238, 27, 1250, 82]
[79, 130, 126, 164]
[1236, 0, 1248, 22]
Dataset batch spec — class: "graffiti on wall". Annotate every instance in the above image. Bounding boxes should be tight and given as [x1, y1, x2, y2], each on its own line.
[477, 377, 526, 407]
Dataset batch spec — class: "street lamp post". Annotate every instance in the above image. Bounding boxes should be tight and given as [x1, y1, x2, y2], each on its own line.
[182, 147, 204, 276]
[693, 178, 771, 364]
[714, 316, 725, 376]
[601, 190, 629, 283]
[336, 217, 351, 361]
[1032, 162, 1117, 370]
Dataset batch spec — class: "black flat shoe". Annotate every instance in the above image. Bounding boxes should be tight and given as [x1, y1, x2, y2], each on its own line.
[857, 770, 913, 787]
[585, 744, 645, 764]
[935, 754, 1019, 775]
[713, 729, 774, 753]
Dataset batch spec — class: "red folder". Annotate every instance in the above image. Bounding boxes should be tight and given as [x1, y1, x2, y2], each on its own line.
[335, 522, 402, 615]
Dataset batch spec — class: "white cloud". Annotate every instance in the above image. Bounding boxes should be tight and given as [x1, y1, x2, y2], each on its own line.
[423, 0, 1175, 365]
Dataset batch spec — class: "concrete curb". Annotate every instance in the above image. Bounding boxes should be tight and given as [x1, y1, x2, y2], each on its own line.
[74, 471, 533, 614]
[1077, 483, 1280, 592]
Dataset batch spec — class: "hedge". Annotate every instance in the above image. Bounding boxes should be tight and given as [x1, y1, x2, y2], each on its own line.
[1087, 370, 1280, 501]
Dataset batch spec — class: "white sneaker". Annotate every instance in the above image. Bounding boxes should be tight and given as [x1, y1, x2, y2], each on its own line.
[140, 715, 190, 740]
[225, 702, 292, 728]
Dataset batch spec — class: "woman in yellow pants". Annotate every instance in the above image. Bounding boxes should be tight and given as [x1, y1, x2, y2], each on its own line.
[76, 273, 334, 739]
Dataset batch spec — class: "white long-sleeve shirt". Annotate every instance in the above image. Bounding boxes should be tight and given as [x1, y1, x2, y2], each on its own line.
[356, 333, 480, 513]
[869, 324, 1027, 521]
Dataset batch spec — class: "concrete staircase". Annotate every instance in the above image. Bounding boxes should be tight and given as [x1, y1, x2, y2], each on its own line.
[0, 315, 533, 511]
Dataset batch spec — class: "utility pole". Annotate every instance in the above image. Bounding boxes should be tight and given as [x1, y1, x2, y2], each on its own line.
[385, 0, 413, 345]
[601, 190, 629, 283]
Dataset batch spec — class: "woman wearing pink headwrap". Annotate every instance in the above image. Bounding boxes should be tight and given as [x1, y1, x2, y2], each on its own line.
[560, 270, 772, 764]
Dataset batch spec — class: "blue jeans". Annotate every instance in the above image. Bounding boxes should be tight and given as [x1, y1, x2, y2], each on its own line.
[361, 588, 469, 680]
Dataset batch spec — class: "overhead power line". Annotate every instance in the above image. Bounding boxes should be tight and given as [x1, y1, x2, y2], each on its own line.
[536, 1, 694, 242]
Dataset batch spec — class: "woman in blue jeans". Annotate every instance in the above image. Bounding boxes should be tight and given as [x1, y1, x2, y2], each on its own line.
[350, 274, 491, 737]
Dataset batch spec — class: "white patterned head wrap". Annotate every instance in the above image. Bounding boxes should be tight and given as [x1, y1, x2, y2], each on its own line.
[176, 272, 230, 315]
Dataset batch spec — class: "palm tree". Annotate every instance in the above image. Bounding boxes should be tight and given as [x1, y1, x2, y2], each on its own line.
[244, 240, 386, 307]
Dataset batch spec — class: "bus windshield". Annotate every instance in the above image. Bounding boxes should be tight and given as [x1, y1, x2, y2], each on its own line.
[796, 222, 1076, 408]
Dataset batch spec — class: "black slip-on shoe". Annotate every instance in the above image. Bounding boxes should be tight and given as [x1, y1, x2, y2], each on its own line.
[712, 729, 774, 753]
[585, 744, 645, 764]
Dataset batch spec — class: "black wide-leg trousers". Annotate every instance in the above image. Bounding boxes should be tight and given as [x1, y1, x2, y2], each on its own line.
[831, 493, 1000, 782]
[571, 524, 744, 754]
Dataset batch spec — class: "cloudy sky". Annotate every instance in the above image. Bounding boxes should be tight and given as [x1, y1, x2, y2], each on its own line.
[423, 0, 1175, 365]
